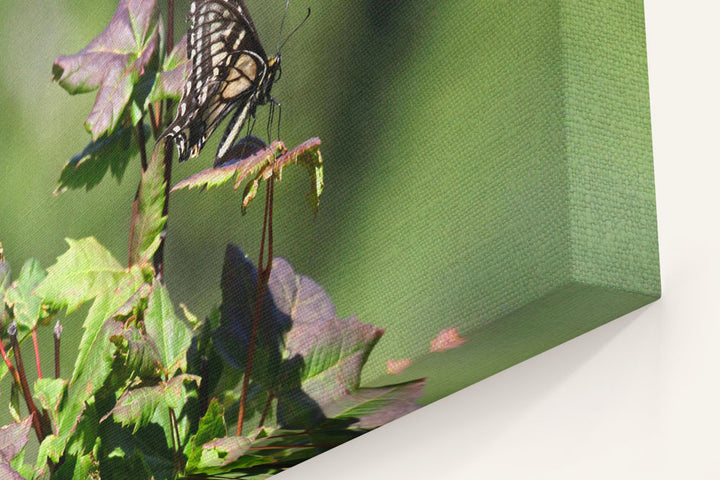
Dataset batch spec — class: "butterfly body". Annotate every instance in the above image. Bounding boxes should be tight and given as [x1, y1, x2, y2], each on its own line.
[161, 0, 279, 165]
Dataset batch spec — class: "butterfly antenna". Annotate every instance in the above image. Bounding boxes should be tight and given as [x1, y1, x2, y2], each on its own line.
[278, 7, 311, 53]
[276, 0, 291, 54]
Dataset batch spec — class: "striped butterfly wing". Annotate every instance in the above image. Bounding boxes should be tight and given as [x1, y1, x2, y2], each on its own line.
[161, 0, 272, 164]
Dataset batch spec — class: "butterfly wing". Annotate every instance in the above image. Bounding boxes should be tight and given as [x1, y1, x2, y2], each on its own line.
[160, 0, 269, 163]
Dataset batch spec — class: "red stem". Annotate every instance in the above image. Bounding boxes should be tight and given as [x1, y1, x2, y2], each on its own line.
[54, 321, 62, 379]
[32, 328, 42, 379]
[237, 177, 275, 436]
[258, 392, 274, 428]
[7, 324, 45, 442]
[0, 339, 23, 395]
[248, 444, 340, 450]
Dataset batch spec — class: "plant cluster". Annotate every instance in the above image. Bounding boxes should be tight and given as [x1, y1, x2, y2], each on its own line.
[0, 1, 424, 478]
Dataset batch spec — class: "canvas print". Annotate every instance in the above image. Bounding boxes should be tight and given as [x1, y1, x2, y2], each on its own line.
[0, 1, 659, 478]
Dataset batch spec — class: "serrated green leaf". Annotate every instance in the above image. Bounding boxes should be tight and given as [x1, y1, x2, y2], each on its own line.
[106, 383, 164, 433]
[55, 126, 138, 194]
[111, 323, 163, 380]
[51, 451, 99, 480]
[34, 377, 68, 433]
[4, 258, 46, 334]
[72, 272, 144, 384]
[170, 138, 324, 216]
[128, 150, 167, 267]
[37, 309, 130, 468]
[33, 237, 131, 313]
[194, 436, 252, 472]
[185, 399, 227, 471]
[105, 374, 199, 437]
[144, 281, 192, 375]
[52, 0, 160, 139]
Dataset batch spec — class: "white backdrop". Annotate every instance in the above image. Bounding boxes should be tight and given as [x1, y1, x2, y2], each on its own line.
[278, 2, 720, 478]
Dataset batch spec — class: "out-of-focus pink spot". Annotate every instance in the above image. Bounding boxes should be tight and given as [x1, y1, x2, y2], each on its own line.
[430, 327, 467, 352]
[386, 359, 412, 374]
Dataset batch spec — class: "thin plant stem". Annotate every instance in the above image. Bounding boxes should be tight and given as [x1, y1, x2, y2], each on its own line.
[31, 328, 42, 379]
[0, 337, 23, 397]
[258, 392, 274, 428]
[7, 322, 45, 442]
[248, 444, 340, 451]
[54, 321, 62, 379]
[237, 177, 275, 436]
[135, 121, 149, 172]
[152, 139, 174, 282]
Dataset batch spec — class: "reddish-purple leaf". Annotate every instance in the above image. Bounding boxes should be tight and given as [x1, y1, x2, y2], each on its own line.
[171, 141, 286, 193]
[212, 245, 291, 389]
[52, 0, 160, 139]
[148, 34, 190, 103]
[0, 417, 32, 462]
[213, 246, 425, 430]
[319, 380, 426, 429]
[172, 137, 323, 215]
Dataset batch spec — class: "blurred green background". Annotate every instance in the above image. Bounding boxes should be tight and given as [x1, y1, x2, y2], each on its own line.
[0, 0, 657, 425]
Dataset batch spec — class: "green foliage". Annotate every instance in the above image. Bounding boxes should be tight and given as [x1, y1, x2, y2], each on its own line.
[128, 151, 168, 266]
[0, 1, 425, 478]
[55, 126, 139, 194]
[4, 259, 48, 335]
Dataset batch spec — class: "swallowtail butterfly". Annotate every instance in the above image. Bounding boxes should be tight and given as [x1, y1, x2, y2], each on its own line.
[160, 0, 281, 166]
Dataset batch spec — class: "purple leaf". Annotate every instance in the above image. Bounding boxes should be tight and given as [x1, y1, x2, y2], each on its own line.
[172, 137, 323, 215]
[171, 141, 286, 193]
[214, 246, 425, 430]
[148, 34, 190, 103]
[0, 417, 32, 462]
[212, 246, 291, 389]
[52, 0, 160, 139]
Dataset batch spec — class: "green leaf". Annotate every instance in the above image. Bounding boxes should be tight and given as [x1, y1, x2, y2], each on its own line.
[4, 258, 47, 334]
[128, 148, 167, 266]
[55, 126, 138, 194]
[192, 436, 252, 473]
[105, 374, 199, 435]
[52, 0, 160, 139]
[33, 237, 132, 313]
[71, 273, 145, 384]
[111, 322, 163, 380]
[104, 384, 164, 433]
[144, 281, 192, 375]
[51, 452, 99, 480]
[37, 303, 136, 468]
[34, 378, 68, 433]
[185, 399, 227, 471]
